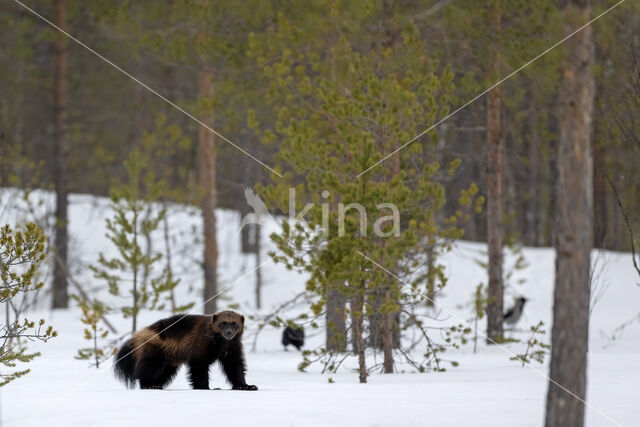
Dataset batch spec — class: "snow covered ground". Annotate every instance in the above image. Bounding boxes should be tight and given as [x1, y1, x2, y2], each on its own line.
[1, 190, 639, 426]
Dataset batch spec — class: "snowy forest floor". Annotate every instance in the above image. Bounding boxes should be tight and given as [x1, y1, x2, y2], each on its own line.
[1, 191, 639, 427]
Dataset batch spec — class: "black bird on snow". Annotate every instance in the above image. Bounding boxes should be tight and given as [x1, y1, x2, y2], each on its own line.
[282, 326, 305, 351]
[503, 297, 527, 326]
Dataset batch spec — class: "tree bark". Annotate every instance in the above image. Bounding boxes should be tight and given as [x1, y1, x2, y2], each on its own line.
[255, 223, 262, 309]
[425, 242, 436, 307]
[198, 71, 218, 315]
[381, 287, 393, 373]
[526, 94, 541, 246]
[368, 290, 382, 349]
[240, 204, 255, 253]
[485, 0, 504, 344]
[593, 132, 607, 249]
[52, 0, 69, 309]
[377, 147, 401, 367]
[545, 2, 594, 426]
[351, 287, 367, 383]
[326, 287, 346, 352]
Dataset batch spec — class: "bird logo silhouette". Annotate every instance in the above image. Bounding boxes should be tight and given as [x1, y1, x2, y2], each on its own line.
[238, 187, 273, 233]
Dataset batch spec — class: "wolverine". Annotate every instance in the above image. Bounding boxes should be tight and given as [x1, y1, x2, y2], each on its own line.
[113, 310, 257, 390]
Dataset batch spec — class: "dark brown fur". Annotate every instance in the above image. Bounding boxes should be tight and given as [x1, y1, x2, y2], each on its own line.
[114, 311, 257, 390]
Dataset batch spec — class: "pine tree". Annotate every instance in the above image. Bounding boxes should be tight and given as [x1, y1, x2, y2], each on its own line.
[106, 0, 273, 315]
[510, 321, 550, 366]
[251, 1, 463, 381]
[0, 223, 57, 386]
[91, 151, 178, 333]
[138, 115, 195, 314]
[74, 296, 116, 368]
[546, 1, 595, 425]
[442, 0, 558, 343]
[198, 70, 218, 314]
[52, 0, 69, 309]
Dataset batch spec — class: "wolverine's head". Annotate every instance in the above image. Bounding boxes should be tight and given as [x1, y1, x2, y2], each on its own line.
[211, 310, 245, 341]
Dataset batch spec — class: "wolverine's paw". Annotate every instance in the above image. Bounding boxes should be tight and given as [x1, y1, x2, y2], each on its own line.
[233, 384, 258, 391]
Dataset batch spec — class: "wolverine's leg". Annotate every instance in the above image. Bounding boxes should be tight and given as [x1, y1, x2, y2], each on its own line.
[136, 347, 172, 389]
[188, 360, 210, 389]
[221, 345, 257, 390]
[154, 364, 179, 389]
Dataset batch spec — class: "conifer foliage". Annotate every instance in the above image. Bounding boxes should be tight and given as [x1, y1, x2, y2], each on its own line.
[74, 296, 116, 368]
[250, 1, 470, 382]
[91, 151, 179, 333]
[0, 223, 57, 386]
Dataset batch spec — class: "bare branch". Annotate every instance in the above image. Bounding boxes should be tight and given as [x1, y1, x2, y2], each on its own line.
[606, 174, 640, 282]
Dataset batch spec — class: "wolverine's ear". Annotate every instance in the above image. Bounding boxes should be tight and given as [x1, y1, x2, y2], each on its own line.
[210, 313, 219, 325]
[240, 315, 245, 325]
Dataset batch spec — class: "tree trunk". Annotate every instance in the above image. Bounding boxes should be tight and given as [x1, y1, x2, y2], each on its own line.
[240, 204, 255, 253]
[425, 242, 436, 307]
[485, 0, 504, 344]
[52, 0, 69, 309]
[162, 209, 176, 312]
[593, 132, 607, 249]
[326, 287, 346, 352]
[526, 95, 541, 246]
[255, 224, 262, 309]
[132, 206, 139, 333]
[198, 71, 218, 315]
[368, 290, 382, 349]
[351, 287, 367, 384]
[381, 287, 393, 373]
[377, 147, 401, 366]
[545, 2, 594, 426]
[350, 296, 359, 351]
[141, 206, 153, 291]
[253, 148, 263, 309]
[162, 61, 178, 313]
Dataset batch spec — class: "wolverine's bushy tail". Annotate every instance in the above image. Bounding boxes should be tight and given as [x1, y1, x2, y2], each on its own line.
[113, 339, 137, 389]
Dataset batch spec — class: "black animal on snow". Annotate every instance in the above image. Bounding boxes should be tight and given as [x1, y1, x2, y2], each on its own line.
[282, 326, 305, 351]
[503, 297, 528, 326]
[113, 310, 257, 391]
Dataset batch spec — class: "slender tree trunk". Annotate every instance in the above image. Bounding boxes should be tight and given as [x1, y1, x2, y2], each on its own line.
[351, 286, 367, 383]
[545, 2, 594, 426]
[160, 61, 178, 313]
[5, 300, 10, 345]
[162, 209, 176, 312]
[240, 204, 253, 253]
[547, 137, 558, 246]
[52, 0, 69, 309]
[425, 242, 436, 307]
[198, 71, 218, 315]
[593, 137, 607, 249]
[368, 290, 382, 349]
[428, 126, 443, 299]
[527, 95, 541, 246]
[592, 77, 608, 250]
[610, 174, 623, 250]
[93, 326, 99, 368]
[132, 206, 139, 333]
[255, 224, 262, 309]
[326, 287, 346, 352]
[253, 148, 263, 309]
[378, 149, 400, 367]
[141, 206, 153, 290]
[485, 0, 504, 344]
[381, 287, 393, 373]
[350, 296, 359, 351]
